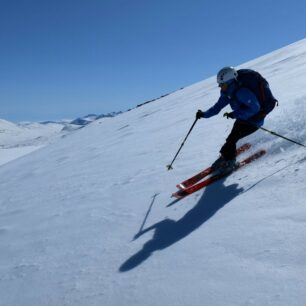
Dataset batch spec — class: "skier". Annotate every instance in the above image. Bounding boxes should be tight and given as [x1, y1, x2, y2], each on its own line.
[196, 66, 277, 173]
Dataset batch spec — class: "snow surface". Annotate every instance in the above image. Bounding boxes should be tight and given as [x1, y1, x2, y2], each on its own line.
[0, 118, 92, 166]
[0, 119, 69, 166]
[1, 39, 306, 306]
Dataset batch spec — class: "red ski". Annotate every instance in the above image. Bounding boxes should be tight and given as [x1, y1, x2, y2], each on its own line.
[172, 149, 266, 199]
[176, 143, 251, 190]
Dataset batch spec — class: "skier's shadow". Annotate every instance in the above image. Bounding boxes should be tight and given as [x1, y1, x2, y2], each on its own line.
[119, 178, 243, 272]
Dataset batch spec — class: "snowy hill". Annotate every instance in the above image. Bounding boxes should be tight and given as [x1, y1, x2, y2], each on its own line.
[0, 119, 71, 166]
[0, 112, 122, 166]
[1, 39, 306, 306]
[0, 119, 64, 148]
[70, 112, 122, 126]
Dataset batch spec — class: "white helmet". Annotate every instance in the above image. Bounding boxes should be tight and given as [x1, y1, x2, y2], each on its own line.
[217, 66, 238, 84]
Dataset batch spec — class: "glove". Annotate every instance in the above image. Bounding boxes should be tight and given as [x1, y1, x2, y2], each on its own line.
[196, 110, 204, 120]
[223, 112, 235, 119]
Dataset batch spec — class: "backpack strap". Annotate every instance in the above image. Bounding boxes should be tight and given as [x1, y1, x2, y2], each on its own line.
[259, 80, 266, 103]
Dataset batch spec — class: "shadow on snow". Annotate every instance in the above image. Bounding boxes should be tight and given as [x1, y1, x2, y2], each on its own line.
[119, 178, 243, 272]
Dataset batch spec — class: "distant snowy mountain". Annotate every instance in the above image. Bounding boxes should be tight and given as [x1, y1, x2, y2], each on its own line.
[69, 114, 98, 126]
[0, 119, 70, 166]
[0, 119, 67, 148]
[0, 111, 123, 166]
[1, 39, 306, 306]
[70, 112, 122, 126]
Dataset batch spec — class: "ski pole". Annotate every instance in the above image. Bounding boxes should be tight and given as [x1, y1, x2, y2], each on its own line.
[167, 118, 198, 170]
[259, 126, 306, 148]
[224, 114, 306, 148]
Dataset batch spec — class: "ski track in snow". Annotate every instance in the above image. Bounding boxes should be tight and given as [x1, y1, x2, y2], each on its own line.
[1, 39, 306, 306]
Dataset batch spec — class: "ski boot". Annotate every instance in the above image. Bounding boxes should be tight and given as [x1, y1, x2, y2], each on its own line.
[212, 156, 239, 174]
[221, 159, 239, 174]
[211, 155, 226, 171]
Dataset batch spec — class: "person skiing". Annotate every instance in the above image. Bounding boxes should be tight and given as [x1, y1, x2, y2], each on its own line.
[196, 66, 277, 173]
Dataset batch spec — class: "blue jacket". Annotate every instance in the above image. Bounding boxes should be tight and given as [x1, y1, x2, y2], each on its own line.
[203, 86, 264, 127]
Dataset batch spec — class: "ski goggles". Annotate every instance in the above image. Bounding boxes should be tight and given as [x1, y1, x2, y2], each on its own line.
[219, 82, 228, 91]
[218, 79, 234, 91]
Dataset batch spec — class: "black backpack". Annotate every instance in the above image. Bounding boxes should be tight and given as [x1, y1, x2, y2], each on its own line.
[236, 69, 278, 115]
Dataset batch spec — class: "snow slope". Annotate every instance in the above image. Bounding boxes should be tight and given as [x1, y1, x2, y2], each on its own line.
[0, 120, 69, 166]
[0, 119, 67, 148]
[1, 39, 306, 306]
[0, 115, 101, 166]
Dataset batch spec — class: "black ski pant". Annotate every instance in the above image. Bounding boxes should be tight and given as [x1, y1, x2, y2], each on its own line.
[220, 120, 259, 160]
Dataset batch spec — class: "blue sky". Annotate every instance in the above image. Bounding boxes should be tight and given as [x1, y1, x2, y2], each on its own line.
[0, 0, 305, 122]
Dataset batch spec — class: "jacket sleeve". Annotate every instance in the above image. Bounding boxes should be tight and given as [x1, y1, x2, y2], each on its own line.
[202, 93, 230, 118]
[232, 88, 261, 120]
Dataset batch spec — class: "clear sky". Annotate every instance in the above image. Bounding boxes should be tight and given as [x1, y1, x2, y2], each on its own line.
[0, 0, 305, 122]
